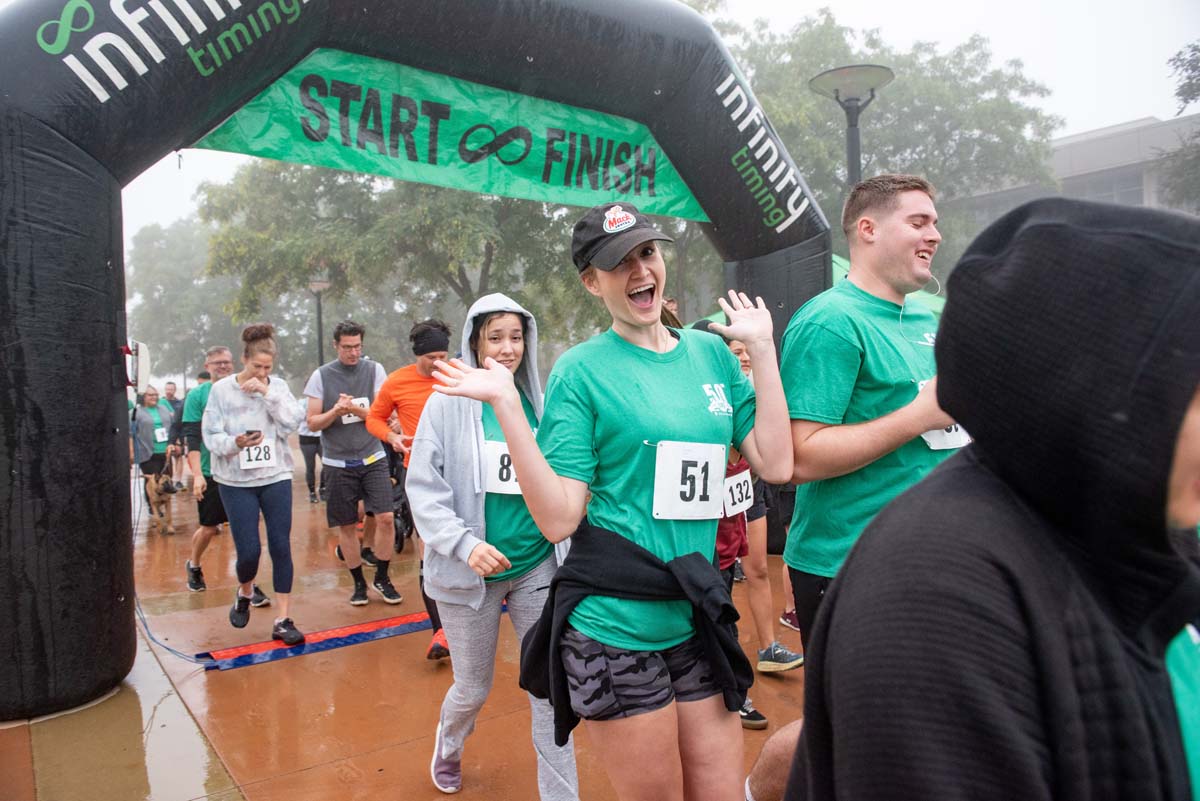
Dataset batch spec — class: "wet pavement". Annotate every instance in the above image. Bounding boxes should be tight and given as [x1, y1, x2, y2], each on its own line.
[0, 455, 805, 800]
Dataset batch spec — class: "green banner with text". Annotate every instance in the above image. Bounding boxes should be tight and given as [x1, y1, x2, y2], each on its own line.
[196, 48, 709, 221]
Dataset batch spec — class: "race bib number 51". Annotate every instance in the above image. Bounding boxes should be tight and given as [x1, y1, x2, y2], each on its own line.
[239, 442, 277, 470]
[652, 441, 726, 520]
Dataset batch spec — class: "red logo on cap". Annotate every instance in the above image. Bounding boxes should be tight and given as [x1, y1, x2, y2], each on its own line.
[603, 206, 636, 233]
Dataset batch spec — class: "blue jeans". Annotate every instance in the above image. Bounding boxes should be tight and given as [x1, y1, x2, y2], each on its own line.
[218, 480, 294, 593]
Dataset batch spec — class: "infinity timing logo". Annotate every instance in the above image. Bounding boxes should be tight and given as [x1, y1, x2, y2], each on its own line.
[35, 0, 311, 103]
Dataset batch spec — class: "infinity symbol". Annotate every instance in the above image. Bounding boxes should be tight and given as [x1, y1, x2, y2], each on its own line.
[37, 0, 94, 55]
[458, 124, 533, 166]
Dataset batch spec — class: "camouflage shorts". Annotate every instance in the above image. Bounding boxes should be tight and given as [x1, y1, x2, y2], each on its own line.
[559, 625, 720, 721]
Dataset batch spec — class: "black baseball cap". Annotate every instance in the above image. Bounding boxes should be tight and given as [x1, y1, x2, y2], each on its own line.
[571, 203, 673, 272]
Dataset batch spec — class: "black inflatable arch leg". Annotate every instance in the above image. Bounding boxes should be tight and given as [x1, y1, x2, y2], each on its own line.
[0, 110, 136, 721]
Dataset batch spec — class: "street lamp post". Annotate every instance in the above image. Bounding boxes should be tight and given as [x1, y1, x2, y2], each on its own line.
[809, 64, 895, 186]
[308, 275, 331, 366]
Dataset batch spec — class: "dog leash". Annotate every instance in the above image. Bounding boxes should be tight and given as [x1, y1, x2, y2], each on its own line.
[129, 465, 216, 668]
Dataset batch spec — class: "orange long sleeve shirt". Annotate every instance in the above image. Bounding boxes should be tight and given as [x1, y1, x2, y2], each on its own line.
[366, 364, 439, 467]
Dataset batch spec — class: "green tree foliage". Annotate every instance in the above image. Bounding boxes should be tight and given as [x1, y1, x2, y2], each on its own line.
[126, 218, 242, 381]
[1170, 42, 1200, 112]
[1159, 40, 1200, 210]
[730, 10, 1060, 278]
[196, 161, 610, 376]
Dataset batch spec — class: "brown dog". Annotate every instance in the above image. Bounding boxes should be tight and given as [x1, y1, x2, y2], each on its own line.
[144, 472, 176, 535]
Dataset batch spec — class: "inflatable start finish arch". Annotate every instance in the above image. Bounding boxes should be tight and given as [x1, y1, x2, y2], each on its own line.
[0, 0, 830, 719]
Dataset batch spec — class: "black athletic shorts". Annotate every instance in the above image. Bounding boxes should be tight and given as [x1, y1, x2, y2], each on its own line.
[559, 625, 721, 720]
[139, 453, 168, 477]
[326, 459, 393, 528]
[197, 477, 228, 527]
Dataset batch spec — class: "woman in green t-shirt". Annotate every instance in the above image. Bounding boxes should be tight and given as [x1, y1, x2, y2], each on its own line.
[431, 204, 793, 801]
[407, 293, 578, 799]
[130, 386, 177, 496]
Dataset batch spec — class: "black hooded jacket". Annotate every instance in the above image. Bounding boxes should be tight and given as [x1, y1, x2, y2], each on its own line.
[788, 199, 1200, 801]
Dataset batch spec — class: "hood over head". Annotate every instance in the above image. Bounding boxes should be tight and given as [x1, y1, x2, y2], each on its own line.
[461, 293, 544, 418]
[937, 198, 1200, 641]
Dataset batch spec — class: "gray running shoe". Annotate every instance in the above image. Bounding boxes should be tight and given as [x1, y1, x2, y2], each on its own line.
[271, 617, 305, 646]
[186, 560, 206, 592]
[250, 584, 271, 608]
[756, 641, 804, 673]
[229, 594, 251, 628]
[430, 721, 462, 793]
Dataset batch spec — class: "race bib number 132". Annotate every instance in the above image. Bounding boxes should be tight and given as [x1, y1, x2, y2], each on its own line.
[723, 468, 753, 516]
[652, 441, 726, 520]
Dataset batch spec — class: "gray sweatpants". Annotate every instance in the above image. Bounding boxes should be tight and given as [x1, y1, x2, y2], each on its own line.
[436, 555, 579, 801]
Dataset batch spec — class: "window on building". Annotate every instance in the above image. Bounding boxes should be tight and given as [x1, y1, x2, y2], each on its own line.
[1062, 165, 1145, 206]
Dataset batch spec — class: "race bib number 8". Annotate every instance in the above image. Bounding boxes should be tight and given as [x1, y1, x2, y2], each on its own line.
[484, 440, 521, 495]
[154, 428, 169, 443]
[239, 442, 277, 470]
[653, 441, 726, 520]
[341, 397, 369, 425]
[723, 468, 753, 516]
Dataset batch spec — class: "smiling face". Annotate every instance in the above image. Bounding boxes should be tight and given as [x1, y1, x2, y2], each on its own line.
[474, 313, 525, 374]
[1166, 386, 1200, 530]
[581, 240, 667, 331]
[859, 190, 941, 298]
[206, 349, 235, 380]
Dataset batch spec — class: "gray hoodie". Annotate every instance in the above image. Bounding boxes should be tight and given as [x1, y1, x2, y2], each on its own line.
[406, 293, 565, 610]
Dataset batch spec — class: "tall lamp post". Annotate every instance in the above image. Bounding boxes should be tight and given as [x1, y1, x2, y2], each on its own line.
[809, 64, 895, 186]
[308, 275, 331, 366]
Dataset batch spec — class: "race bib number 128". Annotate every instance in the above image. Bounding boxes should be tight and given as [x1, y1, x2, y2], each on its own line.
[239, 442, 277, 470]
[652, 441, 726, 520]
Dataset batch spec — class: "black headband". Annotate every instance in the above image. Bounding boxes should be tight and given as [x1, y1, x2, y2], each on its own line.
[412, 329, 450, 355]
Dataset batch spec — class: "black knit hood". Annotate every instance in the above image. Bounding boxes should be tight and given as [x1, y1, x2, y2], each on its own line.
[937, 198, 1200, 645]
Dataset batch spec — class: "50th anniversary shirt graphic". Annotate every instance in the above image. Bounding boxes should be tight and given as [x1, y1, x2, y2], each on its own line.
[196, 49, 710, 220]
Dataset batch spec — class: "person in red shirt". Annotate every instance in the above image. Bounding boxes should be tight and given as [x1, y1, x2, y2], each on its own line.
[367, 319, 452, 660]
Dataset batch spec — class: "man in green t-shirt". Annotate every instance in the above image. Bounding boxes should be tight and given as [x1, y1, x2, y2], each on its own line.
[182, 345, 237, 593]
[780, 174, 966, 650]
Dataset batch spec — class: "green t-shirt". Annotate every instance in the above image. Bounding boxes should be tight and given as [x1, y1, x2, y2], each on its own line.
[538, 328, 755, 650]
[781, 279, 956, 577]
[147, 406, 168, 454]
[182, 382, 214, 477]
[481, 393, 554, 583]
[1167, 622, 1200, 796]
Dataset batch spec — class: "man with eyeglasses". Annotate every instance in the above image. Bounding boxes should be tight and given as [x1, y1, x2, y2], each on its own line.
[181, 345, 269, 608]
[304, 321, 400, 607]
